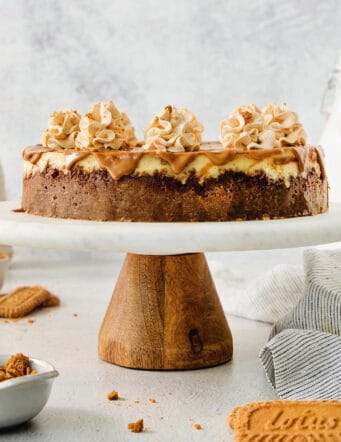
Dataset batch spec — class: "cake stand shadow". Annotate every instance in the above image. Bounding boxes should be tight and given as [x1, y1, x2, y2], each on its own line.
[1, 200, 341, 370]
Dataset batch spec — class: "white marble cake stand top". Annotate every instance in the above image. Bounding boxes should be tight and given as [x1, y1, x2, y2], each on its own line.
[0, 201, 340, 255]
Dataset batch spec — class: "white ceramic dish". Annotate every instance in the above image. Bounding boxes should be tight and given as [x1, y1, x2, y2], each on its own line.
[0, 355, 58, 429]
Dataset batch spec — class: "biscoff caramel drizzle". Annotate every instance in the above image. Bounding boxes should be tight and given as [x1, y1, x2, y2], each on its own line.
[65, 152, 90, 170]
[23, 144, 325, 180]
[291, 146, 310, 173]
[22, 146, 53, 164]
[291, 146, 326, 178]
[95, 152, 143, 180]
[313, 147, 326, 180]
[158, 151, 198, 174]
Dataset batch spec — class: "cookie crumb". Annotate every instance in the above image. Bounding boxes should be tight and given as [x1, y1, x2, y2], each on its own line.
[73, 313, 78, 317]
[194, 423, 203, 430]
[134, 400, 140, 404]
[27, 319, 35, 324]
[128, 418, 144, 433]
[149, 398, 156, 403]
[107, 390, 119, 401]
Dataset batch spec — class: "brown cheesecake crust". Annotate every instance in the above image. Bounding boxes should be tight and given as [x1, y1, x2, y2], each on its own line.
[22, 166, 328, 222]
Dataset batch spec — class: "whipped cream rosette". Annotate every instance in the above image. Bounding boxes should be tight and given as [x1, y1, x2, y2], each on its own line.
[262, 103, 307, 147]
[75, 100, 137, 150]
[143, 105, 203, 152]
[42, 110, 81, 149]
[221, 103, 307, 150]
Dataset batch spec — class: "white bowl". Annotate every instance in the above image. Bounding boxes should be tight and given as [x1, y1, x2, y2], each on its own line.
[0, 355, 58, 429]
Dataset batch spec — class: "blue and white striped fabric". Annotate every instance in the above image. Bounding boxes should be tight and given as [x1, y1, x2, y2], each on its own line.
[260, 249, 341, 400]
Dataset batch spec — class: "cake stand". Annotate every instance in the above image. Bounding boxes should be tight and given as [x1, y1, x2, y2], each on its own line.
[1, 200, 341, 371]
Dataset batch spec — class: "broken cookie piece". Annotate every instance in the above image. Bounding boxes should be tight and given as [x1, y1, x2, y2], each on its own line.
[0, 353, 37, 382]
[0, 286, 60, 318]
[5, 353, 30, 377]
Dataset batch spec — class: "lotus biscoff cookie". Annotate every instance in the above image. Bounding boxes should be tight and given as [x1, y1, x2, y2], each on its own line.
[228, 400, 341, 441]
[0, 286, 60, 318]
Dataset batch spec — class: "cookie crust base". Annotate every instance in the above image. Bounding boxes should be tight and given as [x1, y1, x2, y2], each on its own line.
[22, 168, 328, 222]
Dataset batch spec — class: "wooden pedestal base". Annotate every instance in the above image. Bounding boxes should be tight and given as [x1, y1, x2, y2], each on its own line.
[98, 253, 233, 370]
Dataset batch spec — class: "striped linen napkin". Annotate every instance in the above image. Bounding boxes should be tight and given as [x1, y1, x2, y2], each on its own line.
[260, 248, 341, 400]
[212, 259, 304, 323]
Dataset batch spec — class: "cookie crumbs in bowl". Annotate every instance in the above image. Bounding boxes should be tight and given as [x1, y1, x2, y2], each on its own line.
[128, 418, 144, 433]
[107, 390, 118, 400]
[0, 353, 37, 382]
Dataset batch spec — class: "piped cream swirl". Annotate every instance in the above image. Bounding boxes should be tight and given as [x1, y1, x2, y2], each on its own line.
[42, 110, 81, 149]
[143, 105, 203, 152]
[220, 103, 307, 149]
[262, 103, 307, 147]
[75, 100, 137, 150]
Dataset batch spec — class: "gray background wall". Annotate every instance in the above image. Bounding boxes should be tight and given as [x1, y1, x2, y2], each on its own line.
[1, 0, 341, 200]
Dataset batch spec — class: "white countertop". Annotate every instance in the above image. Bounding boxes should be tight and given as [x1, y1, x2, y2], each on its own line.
[0, 248, 287, 441]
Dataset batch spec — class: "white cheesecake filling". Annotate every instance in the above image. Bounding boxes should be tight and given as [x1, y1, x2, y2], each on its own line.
[24, 149, 321, 188]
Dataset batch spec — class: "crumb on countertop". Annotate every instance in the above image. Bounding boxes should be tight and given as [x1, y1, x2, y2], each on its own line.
[128, 418, 144, 433]
[194, 423, 203, 430]
[107, 390, 119, 400]
[149, 398, 156, 403]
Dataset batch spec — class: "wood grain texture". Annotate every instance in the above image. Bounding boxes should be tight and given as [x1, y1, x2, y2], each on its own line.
[98, 253, 233, 369]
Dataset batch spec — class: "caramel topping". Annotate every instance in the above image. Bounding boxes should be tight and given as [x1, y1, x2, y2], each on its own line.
[95, 152, 143, 180]
[23, 146, 54, 164]
[144, 105, 203, 152]
[65, 152, 90, 170]
[158, 151, 197, 174]
[23, 143, 325, 181]
[204, 150, 238, 165]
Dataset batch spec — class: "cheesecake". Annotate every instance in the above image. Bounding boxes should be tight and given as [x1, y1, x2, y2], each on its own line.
[22, 101, 328, 222]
